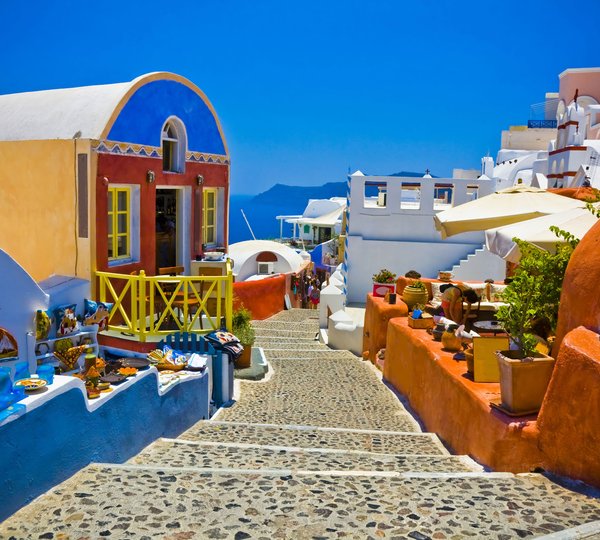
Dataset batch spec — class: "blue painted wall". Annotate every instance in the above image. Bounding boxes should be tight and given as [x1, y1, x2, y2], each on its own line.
[0, 373, 209, 521]
[107, 80, 227, 155]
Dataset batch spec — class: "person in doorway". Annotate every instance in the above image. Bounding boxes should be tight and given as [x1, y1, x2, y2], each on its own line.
[439, 283, 480, 324]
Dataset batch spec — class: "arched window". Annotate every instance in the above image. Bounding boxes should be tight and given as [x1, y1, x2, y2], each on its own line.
[161, 118, 186, 173]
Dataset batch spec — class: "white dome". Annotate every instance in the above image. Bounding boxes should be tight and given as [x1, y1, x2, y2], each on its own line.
[229, 240, 306, 281]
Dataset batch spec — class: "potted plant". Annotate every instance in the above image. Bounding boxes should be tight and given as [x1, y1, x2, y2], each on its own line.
[495, 232, 578, 414]
[402, 280, 429, 309]
[372, 268, 397, 298]
[232, 306, 256, 369]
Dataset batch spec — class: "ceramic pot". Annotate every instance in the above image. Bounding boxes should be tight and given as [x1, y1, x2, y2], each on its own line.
[235, 346, 252, 369]
[432, 323, 446, 342]
[465, 348, 474, 374]
[402, 285, 428, 309]
[496, 350, 556, 414]
[441, 326, 462, 352]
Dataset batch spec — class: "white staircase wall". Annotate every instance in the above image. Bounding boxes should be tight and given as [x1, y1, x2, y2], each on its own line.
[450, 245, 506, 282]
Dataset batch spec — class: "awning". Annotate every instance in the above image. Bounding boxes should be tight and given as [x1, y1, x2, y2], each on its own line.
[434, 186, 585, 239]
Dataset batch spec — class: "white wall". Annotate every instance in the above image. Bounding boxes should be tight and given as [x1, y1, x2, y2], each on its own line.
[345, 236, 486, 304]
[344, 174, 495, 304]
[500, 128, 557, 151]
[0, 249, 49, 374]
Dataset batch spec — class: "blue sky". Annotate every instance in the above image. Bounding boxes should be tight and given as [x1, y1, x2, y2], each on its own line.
[1, 1, 598, 194]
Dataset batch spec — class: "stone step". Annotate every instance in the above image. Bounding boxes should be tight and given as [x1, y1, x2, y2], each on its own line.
[254, 331, 319, 341]
[219, 355, 417, 430]
[130, 438, 482, 473]
[252, 324, 320, 337]
[268, 309, 320, 323]
[258, 341, 330, 351]
[252, 318, 320, 329]
[254, 338, 319, 347]
[180, 421, 439, 454]
[4, 464, 600, 539]
[262, 349, 358, 360]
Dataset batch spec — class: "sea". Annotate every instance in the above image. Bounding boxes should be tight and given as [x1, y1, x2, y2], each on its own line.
[229, 194, 306, 244]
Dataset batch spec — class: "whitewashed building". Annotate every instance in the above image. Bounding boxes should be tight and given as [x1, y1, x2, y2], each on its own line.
[343, 171, 505, 304]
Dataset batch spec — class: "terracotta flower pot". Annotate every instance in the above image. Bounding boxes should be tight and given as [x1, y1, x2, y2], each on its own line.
[496, 350, 556, 414]
[235, 346, 252, 369]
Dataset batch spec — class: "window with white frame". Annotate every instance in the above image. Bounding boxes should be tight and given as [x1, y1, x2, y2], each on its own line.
[161, 118, 187, 173]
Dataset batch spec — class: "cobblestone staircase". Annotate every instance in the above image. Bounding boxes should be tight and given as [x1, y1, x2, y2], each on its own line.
[3, 309, 600, 539]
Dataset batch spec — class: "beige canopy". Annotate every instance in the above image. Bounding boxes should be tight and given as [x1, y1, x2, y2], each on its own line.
[434, 186, 585, 239]
[485, 204, 600, 263]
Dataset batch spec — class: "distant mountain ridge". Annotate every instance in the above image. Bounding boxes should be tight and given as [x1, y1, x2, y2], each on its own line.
[252, 182, 347, 205]
[251, 171, 432, 204]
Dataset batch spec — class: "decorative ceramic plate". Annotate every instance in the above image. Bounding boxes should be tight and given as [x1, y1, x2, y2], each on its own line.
[159, 370, 175, 375]
[100, 373, 126, 385]
[122, 358, 151, 370]
[118, 367, 138, 377]
[14, 378, 47, 391]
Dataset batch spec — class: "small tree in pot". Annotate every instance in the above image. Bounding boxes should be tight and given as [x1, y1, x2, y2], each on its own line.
[232, 306, 256, 369]
[495, 230, 579, 414]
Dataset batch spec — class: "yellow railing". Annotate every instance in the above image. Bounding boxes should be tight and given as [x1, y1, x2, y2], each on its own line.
[96, 260, 233, 342]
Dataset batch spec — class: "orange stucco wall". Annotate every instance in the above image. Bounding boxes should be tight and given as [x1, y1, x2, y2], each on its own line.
[362, 294, 408, 363]
[554, 219, 600, 354]
[538, 326, 600, 487]
[384, 317, 543, 472]
[384, 317, 600, 486]
[233, 275, 287, 320]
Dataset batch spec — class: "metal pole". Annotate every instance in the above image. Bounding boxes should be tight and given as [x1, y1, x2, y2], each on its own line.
[240, 209, 256, 240]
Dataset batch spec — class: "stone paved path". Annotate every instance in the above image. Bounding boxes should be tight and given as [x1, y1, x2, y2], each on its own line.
[3, 308, 600, 539]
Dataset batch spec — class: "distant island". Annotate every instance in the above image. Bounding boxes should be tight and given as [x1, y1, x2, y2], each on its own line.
[251, 171, 433, 205]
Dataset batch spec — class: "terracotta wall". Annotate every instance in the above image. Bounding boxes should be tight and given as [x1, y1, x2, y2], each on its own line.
[537, 326, 600, 487]
[384, 318, 600, 487]
[233, 275, 287, 320]
[553, 219, 600, 354]
[362, 294, 408, 363]
[383, 318, 543, 473]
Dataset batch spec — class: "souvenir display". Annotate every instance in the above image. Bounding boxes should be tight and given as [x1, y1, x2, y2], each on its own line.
[35, 310, 52, 340]
[83, 299, 114, 331]
[0, 328, 18, 359]
[147, 346, 188, 370]
[54, 344, 87, 372]
[53, 304, 80, 337]
[14, 377, 47, 392]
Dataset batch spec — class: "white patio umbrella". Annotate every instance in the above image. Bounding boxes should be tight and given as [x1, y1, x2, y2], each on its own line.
[434, 186, 585, 239]
[485, 204, 600, 263]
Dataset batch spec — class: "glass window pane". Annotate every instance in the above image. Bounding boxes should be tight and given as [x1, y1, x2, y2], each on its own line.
[108, 192, 113, 212]
[207, 210, 214, 225]
[207, 192, 215, 208]
[117, 236, 127, 257]
[206, 228, 214, 244]
[117, 191, 127, 211]
[108, 237, 113, 258]
[118, 214, 128, 233]
[108, 218, 113, 235]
